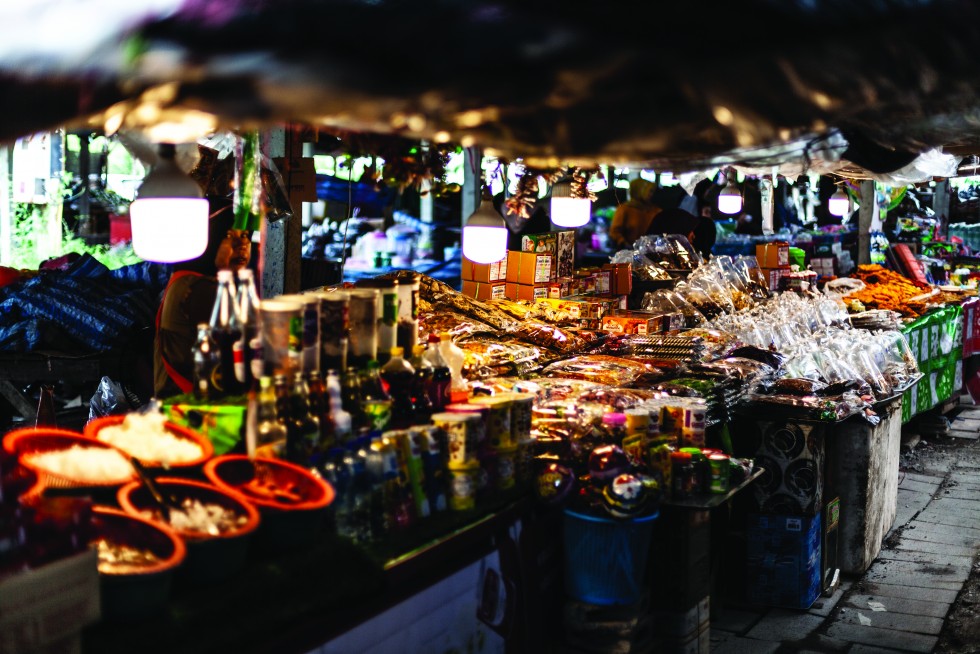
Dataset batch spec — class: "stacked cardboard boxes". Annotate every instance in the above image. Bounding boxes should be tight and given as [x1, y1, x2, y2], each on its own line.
[756, 241, 791, 292]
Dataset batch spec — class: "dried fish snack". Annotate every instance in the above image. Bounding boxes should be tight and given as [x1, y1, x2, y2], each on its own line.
[541, 355, 651, 387]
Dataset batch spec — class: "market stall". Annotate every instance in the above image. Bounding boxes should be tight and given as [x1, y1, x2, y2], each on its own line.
[3, 216, 948, 654]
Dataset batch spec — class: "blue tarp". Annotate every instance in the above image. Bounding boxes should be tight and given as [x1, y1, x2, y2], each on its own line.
[316, 174, 397, 215]
[0, 255, 171, 352]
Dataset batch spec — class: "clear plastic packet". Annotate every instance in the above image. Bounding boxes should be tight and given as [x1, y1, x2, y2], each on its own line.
[541, 354, 651, 386]
[734, 255, 771, 300]
[526, 377, 604, 402]
[688, 270, 737, 314]
[844, 347, 893, 399]
[673, 281, 726, 319]
[640, 289, 708, 327]
[576, 387, 661, 411]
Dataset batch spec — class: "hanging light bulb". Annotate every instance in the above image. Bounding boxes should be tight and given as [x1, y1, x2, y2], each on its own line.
[130, 143, 209, 263]
[462, 188, 507, 263]
[550, 178, 591, 228]
[828, 185, 850, 216]
[717, 168, 743, 214]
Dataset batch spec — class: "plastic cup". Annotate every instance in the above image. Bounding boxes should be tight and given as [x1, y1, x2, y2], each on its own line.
[260, 299, 303, 377]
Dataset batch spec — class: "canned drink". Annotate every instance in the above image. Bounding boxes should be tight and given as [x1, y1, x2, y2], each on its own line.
[514, 438, 536, 487]
[444, 403, 489, 447]
[495, 445, 518, 491]
[279, 294, 321, 375]
[316, 290, 349, 373]
[469, 396, 514, 448]
[348, 289, 379, 369]
[432, 412, 482, 468]
[709, 453, 731, 494]
[498, 392, 534, 442]
[679, 398, 707, 448]
[449, 466, 478, 511]
[624, 408, 650, 436]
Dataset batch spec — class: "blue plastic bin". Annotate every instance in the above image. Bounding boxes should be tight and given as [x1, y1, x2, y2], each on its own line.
[562, 508, 659, 606]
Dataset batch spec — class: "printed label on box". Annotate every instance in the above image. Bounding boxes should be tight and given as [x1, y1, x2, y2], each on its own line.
[491, 284, 506, 299]
[534, 256, 552, 283]
[489, 260, 500, 281]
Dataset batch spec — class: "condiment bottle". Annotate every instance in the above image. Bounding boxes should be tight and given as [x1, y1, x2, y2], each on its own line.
[285, 372, 320, 467]
[255, 375, 287, 457]
[209, 269, 244, 396]
[380, 347, 416, 429]
[409, 344, 434, 422]
[437, 332, 466, 396]
[192, 323, 218, 400]
[236, 268, 263, 390]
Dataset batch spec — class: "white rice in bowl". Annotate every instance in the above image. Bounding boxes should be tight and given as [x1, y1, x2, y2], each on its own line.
[96, 412, 204, 465]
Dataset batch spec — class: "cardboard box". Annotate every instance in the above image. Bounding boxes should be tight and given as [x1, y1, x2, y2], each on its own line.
[554, 276, 575, 298]
[506, 282, 556, 302]
[462, 257, 506, 283]
[555, 230, 576, 279]
[603, 263, 632, 296]
[757, 241, 790, 268]
[506, 250, 553, 285]
[594, 269, 612, 295]
[0, 548, 101, 654]
[521, 231, 557, 254]
[535, 297, 586, 319]
[762, 267, 791, 292]
[463, 280, 507, 301]
[574, 271, 596, 295]
[601, 314, 658, 334]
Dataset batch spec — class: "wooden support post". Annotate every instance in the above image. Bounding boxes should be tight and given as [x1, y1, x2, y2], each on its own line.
[858, 180, 875, 266]
[261, 128, 287, 299]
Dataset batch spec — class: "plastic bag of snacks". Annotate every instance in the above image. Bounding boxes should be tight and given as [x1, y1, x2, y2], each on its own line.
[640, 289, 708, 328]
[541, 355, 652, 387]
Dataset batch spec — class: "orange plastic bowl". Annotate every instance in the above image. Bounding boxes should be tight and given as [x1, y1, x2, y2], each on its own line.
[4, 429, 137, 490]
[203, 455, 335, 553]
[3, 426, 92, 457]
[84, 415, 214, 470]
[117, 477, 260, 584]
[91, 506, 186, 621]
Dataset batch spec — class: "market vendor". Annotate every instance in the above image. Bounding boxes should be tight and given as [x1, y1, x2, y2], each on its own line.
[608, 178, 661, 250]
[153, 205, 252, 399]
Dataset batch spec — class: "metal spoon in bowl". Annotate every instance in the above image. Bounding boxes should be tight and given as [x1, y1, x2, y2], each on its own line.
[129, 456, 181, 523]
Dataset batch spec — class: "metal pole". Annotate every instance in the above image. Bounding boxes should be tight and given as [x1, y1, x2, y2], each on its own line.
[934, 179, 950, 240]
[261, 128, 286, 299]
[858, 180, 875, 265]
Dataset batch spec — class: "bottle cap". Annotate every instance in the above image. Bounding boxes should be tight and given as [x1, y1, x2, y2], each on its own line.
[237, 269, 253, 280]
[428, 333, 441, 343]
[390, 346, 404, 357]
[602, 412, 627, 426]
[217, 269, 234, 281]
[439, 332, 451, 341]
[412, 345, 426, 356]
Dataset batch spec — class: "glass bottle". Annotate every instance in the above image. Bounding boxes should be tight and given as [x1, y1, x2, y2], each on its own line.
[409, 345, 434, 422]
[286, 372, 321, 467]
[236, 268, 263, 390]
[209, 269, 244, 397]
[35, 385, 57, 428]
[307, 371, 335, 453]
[380, 347, 416, 429]
[424, 336, 452, 412]
[192, 323, 218, 401]
[255, 376, 287, 455]
[326, 370, 353, 444]
[273, 373, 291, 422]
[360, 360, 392, 432]
[341, 368, 366, 430]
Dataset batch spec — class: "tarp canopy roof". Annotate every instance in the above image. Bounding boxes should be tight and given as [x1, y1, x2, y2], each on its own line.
[4, 0, 980, 179]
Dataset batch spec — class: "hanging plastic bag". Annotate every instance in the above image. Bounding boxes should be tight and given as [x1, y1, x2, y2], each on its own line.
[88, 376, 140, 421]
